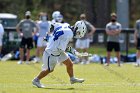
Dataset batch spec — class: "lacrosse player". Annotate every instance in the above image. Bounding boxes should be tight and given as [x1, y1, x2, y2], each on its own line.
[32, 21, 87, 88]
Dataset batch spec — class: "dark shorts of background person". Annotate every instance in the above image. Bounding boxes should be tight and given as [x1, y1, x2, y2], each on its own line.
[136, 38, 140, 50]
[20, 37, 33, 49]
[107, 42, 120, 52]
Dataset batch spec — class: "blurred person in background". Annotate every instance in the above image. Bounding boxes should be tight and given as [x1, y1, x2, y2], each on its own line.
[0, 22, 4, 59]
[75, 13, 96, 64]
[134, 19, 140, 67]
[105, 13, 122, 66]
[16, 11, 39, 64]
[34, 12, 51, 62]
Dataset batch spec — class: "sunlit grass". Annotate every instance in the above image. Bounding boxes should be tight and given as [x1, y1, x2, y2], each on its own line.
[0, 61, 140, 93]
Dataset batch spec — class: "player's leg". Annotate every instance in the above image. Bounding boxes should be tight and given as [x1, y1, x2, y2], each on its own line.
[0, 39, 2, 58]
[26, 38, 33, 63]
[106, 52, 111, 66]
[26, 49, 30, 63]
[136, 38, 140, 66]
[32, 69, 52, 88]
[18, 38, 25, 64]
[75, 39, 81, 52]
[106, 42, 113, 66]
[75, 39, 82, 62]
[136, 50, 140, 66]
[114, 42, 121, 66]
[32, 51, 57, 88]
[63, 58, 84, 84]
[82, 39, 90, 64]
[59, 52, 84, 84]
[34, 37, 46, 62]
[35, 37, 42, 62]
[116, 51, 121, 66]
[63, 58, 74, 77]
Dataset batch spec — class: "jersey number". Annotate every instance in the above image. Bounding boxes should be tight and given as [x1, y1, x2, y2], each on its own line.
[53, 31, 64, 41]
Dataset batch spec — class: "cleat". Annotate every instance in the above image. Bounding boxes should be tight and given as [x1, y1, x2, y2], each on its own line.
[70, 78, 85, 84]
[26, 61, 30, 64]
[135, 63, 139, 67]
[104, 63, 109, 66]
[32, 79, 45, 88]
[17, 61, 22, 64]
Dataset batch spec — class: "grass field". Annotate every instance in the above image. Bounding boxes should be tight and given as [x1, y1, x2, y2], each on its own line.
[0, 61, 140, 93]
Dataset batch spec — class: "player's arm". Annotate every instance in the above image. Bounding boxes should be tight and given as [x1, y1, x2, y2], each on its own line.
[34, 22, 39, 33]
[32, 21, 39, 37]
[87, 24, 96, 36]
[112, 24, 122, 35]
[47, 21, 52, 34]
[134, 22, 138, 45]
[106, 29, 116, 35]
[16, 21, 24, 37]
[111, 29, 121, 35]
[16, 22, 21, 34]
[134, 30, 137, 45]
[105, 24, 115, 35]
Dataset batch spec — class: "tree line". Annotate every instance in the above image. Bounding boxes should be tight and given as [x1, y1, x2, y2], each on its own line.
[0, 0, 140, 27]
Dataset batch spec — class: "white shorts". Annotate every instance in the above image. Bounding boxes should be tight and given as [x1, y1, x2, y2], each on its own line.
[42, 51, 69, 71]
[75, 39, 90, 49]
[37, 37, 47, 47]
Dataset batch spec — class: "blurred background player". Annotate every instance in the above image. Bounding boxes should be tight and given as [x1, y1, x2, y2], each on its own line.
[0, 22, 4, 59]
[75, 13, 96, 64]
[134, 19, 140, 66]
[32, 21, 86, 88]
[105, 13, 122, 66]
[16, 11, 39, 64]
[34, 12, 51, 62]
[51, 11, 61, 24]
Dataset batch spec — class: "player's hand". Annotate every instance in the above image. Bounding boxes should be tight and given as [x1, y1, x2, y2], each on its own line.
[66, 46, 72, 52]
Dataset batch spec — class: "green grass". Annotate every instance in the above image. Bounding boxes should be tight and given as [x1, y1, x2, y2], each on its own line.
[0, 61, 140, 93]
[74, 45, 136, 56]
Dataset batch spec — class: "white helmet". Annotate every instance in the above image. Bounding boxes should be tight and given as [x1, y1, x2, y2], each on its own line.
[25, 11, 31, 16]
[73, 21, 87, 38]
[52, 11, 61, 19]
[55, 14, 63, 23]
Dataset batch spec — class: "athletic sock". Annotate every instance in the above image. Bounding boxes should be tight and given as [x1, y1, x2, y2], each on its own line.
[70, 77, 75, 80]
[34, 77, 39, 82]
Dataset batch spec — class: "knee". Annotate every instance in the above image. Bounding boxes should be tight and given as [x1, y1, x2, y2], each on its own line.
[49, 69, 54, 73]
[43, 69, 54, 73]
